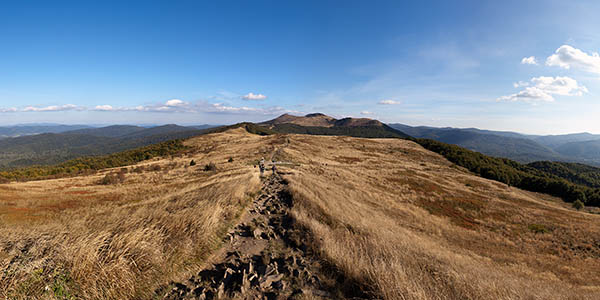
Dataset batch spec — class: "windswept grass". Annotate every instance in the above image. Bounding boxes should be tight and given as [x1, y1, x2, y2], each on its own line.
[0, 128, 269, 299]
[280, 134, 600, 299]
[3, 129, 600, 299]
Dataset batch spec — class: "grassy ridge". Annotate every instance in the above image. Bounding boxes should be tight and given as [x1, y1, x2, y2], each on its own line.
[269, 123, 408, 138]
[414, 138, 600, 207]
[0, 139, 188, 182]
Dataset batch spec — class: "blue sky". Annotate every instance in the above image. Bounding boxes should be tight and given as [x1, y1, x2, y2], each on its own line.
[1, 1, 599, 134]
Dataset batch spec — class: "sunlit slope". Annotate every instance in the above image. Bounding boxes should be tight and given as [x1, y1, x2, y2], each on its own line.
[0, 128, 268, 299]
[2, 128, 599, 299]
[278, 134, 600, 299]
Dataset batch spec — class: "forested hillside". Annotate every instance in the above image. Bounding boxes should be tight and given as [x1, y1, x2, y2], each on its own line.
[390, 123, 600, 165]
[415, 138, 600, 207]
[0, 139, 187, 182]
[0, 125, 203, 169]
[390, 124, 566, 163]
[528, 161, 600, 189]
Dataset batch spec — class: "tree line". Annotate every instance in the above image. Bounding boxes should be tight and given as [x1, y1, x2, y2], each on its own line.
[0, 139, 187, 182]
[414, 138, 600, 207]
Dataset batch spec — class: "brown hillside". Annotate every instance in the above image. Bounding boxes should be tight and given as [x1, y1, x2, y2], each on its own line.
[333, 117, 384, 127]
[261, 113, 384, 128]
[1, 128, 599, 299]
[261, 113, 336, 127]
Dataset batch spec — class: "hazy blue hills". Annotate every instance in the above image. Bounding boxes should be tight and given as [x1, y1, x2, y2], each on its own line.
[0, 125, 207, 169]
[532, 133, 600, 149]
[389, 123, 600, 165]
[555, 140, 600, 162]
[0, 124, 92, 139]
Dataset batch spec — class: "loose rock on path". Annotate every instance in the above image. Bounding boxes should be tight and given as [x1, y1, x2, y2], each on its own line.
[161, 174, 340, 299]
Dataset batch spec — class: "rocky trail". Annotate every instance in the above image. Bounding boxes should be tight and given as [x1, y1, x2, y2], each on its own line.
[160, 174, 359, 299]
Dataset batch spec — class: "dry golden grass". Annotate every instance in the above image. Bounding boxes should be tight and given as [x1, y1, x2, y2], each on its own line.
[0, 128, 273, 299]
[2, 129, 600, 299]
[279, 134, 600, 300]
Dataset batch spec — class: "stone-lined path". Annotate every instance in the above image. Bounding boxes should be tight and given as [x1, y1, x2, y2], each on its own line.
[161, 174, 335, 299]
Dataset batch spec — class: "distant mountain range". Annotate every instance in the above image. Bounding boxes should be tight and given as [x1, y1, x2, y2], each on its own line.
[0, 125, 216, 169]
[0, 124, 93, 138]
[389, 124, 600, 165]
[3, 113, 600, 169]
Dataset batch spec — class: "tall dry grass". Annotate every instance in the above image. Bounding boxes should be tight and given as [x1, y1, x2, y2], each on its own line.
[0, 128, 272, 299]
[3, 129, 600, 299]
[280, 134, 600, 299]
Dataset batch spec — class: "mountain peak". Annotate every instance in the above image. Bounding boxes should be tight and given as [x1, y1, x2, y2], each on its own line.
[305, 113, 326, 117]
[263, 113, 337, 127]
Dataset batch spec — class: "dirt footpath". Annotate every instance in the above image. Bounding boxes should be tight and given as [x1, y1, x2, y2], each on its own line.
[160, 174, 354, 299]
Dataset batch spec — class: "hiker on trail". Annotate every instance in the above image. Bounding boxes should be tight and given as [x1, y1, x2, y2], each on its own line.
[271, 160, 277, 174]
[259, 157, 265, 175]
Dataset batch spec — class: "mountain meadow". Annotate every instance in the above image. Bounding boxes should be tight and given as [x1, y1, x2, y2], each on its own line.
[1, 115, 600, 299]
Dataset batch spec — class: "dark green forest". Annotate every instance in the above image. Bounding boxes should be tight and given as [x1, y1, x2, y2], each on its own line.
[0, 139, 187, 182]
[0, 126, 203, 169]
[527, 161, 600, 189]
[414, 138, 600, 207]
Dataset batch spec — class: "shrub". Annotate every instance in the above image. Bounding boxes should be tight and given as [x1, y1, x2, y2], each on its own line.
[100, 173, 123, 185]
[528, 224, 549, 234]
[203, 162, 217, 172]
[150, 164, 162, 172]
[117, 170, 126, 182]
[228, 157, 234, 163]
[573, 200, 585, 210]
[190, 160, 196, 166]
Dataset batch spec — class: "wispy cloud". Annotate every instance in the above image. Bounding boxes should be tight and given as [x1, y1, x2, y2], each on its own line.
[0, 107, 17, 113]
[204, 103, 290, 115]
[93, 105, 115, 111]
[546, 45, 600, 74]
[1, 97, 295, 117]
[22, 104, 84, 112]
[93, 99, 192, 113]
[378, 99, 401, 105]
[513, 81, 529, 88]
[521, 56, 538, 65]
[360, 110, 374, 115]
[498, 76, 587, 103]
[242, 92, 267, 101]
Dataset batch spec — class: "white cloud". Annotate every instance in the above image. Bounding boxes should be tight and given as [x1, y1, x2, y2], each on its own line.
[513, 81, 529, 88]
[242, 92, 267, 101]
[546, 45, 600, 74]
[93, 105, 114, 111]
[206, 103, 289, 115]
[530, 76, 588, 96]
[22, 104, 83, 112]
[521, 56, 538, 65]
[360, 111, 374, 115]
[165, 99, 185, 106]
[498, 76, 587, 102]
[497, 87, 554, 102]
[2, 97, 296, 117]
[378, 99, 401, 105]
[0, 107, 17, 113]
